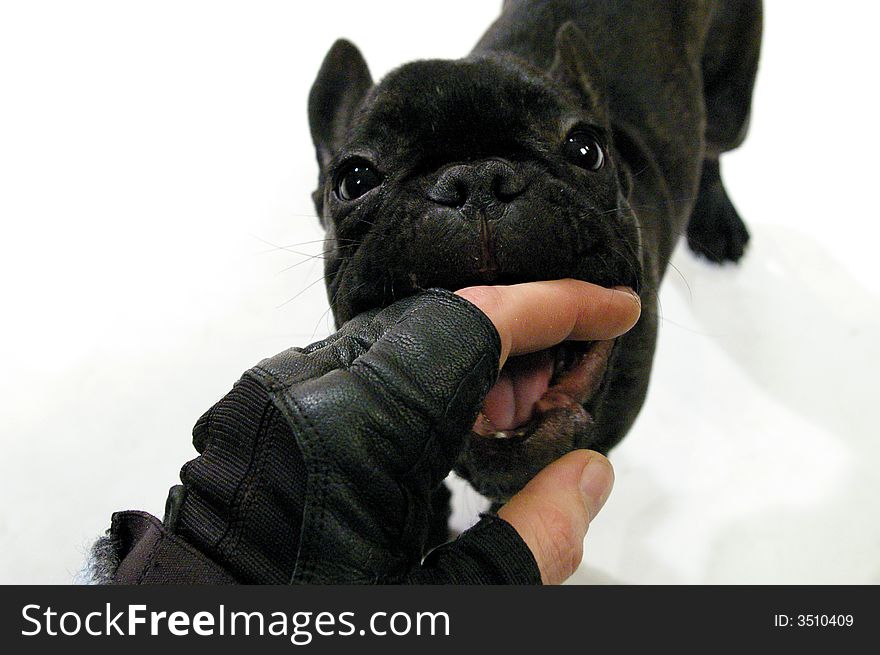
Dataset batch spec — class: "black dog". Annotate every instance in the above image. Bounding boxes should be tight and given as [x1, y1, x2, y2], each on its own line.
[307, 0, 762, 503]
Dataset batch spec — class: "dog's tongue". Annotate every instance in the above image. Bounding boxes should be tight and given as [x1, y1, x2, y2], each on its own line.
[480, 349, 555, 432]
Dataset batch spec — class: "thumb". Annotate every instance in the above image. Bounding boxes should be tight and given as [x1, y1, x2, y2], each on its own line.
[496, 450, 614, 584]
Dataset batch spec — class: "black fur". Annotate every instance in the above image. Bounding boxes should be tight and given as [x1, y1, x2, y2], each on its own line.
[308, 0, 762, 500]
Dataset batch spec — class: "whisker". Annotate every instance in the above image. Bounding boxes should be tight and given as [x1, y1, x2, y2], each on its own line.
[656, 291, 665, 329]
[655, 312, 714, 336]
[287, 213, 324, 220]
[276, 253, 330, 275]
[275, 272, 334, 309]
[312, 279, 374, 339]
[666, 260, 692, 301]
[250, 234, 360, 250]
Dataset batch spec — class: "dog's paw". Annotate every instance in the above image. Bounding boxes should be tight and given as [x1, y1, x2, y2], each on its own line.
[686, 177, 750, 264]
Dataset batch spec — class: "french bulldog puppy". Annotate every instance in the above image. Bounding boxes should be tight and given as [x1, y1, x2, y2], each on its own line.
[307, 0, 762, 502]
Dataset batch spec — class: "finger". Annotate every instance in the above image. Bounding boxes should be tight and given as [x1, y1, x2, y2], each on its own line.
[455, 279, 640, 366]
[496, 450, 614, 585]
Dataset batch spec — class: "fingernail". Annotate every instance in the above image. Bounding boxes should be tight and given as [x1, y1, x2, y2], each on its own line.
[612, 285, 641, 306]
[579, 455, 614, 521]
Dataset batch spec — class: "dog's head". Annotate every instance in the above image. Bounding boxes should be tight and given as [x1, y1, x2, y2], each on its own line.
[308, 23, 654, 500]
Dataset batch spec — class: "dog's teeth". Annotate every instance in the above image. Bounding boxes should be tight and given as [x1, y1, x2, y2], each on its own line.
[554, 346, 565, 371]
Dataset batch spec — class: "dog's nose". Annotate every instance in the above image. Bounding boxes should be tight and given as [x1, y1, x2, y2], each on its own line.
[428, 159, 526, 208]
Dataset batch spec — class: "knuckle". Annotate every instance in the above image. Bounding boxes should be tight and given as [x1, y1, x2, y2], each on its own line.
[454, 285, 504, 315]
[534, 503, 585, 582]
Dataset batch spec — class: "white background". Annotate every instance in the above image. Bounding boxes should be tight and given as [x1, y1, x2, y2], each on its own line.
[1, 1, 878, 584]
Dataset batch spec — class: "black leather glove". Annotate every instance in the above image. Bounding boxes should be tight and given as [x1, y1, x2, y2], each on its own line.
[103, 289, 540, 584]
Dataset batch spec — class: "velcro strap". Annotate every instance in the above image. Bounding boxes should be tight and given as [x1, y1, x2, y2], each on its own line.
[110, 511, 237, 584]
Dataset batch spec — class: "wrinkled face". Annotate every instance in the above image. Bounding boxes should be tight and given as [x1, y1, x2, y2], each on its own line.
[311, 48, 650, 500]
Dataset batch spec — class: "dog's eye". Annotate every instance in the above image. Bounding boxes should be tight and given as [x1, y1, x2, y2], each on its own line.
[563, 131, 605, 171]
[337, 162, 382, 201]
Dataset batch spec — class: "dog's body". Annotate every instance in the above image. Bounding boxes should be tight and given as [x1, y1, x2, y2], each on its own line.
[309, 0, 762, 503]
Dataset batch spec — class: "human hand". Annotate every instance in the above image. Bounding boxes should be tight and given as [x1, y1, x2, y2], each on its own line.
[160, 280, 637, 584]
[454, 281, 632, 584]
[495, 449, 613, 584]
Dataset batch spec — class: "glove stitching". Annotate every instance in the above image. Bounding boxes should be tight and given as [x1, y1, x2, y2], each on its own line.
[249, 366, 285, 393]
[397, 350, 494, 483]
[205, 403, 215, 452]
[239, 293, 502, 583]
[285, 391, 391, 584]
[135, 532, 163, 584]
[284, 393, 331, 584]
[225, 405, 285, 582]
[214, 398, 275, 566]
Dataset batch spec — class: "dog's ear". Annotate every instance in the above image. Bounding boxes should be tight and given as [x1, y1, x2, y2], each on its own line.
[549, 22, 608, 122]
[309, 39, 373, 219]
[309, 39, 372, 166]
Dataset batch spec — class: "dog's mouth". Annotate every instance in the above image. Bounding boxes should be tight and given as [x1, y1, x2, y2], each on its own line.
[453, 337, 618, 501]
[472, 339, 614, 439]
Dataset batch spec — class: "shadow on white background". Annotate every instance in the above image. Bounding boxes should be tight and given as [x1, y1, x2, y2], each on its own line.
[570, 226, 880, 584]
